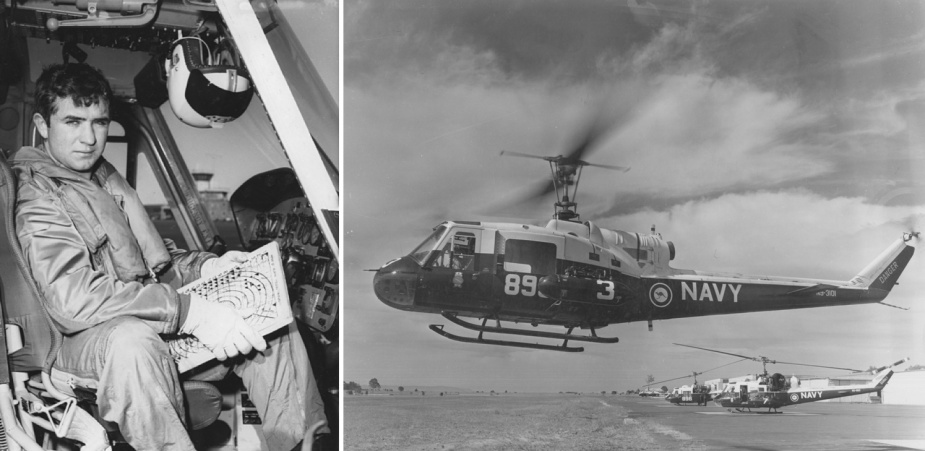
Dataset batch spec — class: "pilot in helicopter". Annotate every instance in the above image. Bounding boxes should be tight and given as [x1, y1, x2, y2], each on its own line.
[12, 60, 327, 450]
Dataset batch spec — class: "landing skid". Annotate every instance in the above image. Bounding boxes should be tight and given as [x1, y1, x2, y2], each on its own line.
[429, 313, 620, 352]
[429, 325, 583, 352]
[729, 408, 782, 414]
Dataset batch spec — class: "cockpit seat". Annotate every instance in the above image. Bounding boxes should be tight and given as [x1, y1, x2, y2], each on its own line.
[0, 150, 221, 448]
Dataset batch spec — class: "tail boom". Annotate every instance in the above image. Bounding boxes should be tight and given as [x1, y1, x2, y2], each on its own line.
[640, 236, 915, 321]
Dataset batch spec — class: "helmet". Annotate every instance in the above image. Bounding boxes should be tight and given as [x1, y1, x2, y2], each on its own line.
[165, 37, 254, 128]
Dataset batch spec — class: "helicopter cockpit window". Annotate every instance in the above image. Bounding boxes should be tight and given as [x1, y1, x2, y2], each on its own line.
[503, 239, 556, 275]
[450, 232, 475, 270]
[425, 231, 476, 270]
[409, 225, 447, 266]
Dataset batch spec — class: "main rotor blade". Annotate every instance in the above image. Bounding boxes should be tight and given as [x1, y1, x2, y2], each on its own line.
[675, 343, 863, 372]
[648, 374, 695, 386]
[648, 358, 748, 387]
[562, 113, 609, 163]
[771, 360, 863, 372]
[674, 343, 756, 361]
[499, 150, 555, 161]
[576, 159, 631, 172]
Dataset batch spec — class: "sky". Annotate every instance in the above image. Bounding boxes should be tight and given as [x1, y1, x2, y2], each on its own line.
[344, 0, 925, 393]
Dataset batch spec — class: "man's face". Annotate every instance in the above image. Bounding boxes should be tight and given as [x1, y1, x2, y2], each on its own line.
[34, 96, 110, 177]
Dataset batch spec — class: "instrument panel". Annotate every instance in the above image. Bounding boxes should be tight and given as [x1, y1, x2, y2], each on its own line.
[231, 168, 338, 335]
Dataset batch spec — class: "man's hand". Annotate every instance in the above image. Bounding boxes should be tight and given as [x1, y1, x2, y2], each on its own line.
[181, 294, 268, 361]
[200, 251, 248, 279]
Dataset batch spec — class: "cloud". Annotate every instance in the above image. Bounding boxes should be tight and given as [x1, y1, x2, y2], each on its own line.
[347, 69, 842, 226]
[601, 190, 925, 280]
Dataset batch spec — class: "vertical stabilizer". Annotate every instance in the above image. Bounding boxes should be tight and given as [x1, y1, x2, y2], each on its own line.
[872, 369, 894, 389]
[849, 238, 915, 292]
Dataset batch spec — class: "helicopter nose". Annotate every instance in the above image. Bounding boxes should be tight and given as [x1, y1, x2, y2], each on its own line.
[373, 257, 420, 309]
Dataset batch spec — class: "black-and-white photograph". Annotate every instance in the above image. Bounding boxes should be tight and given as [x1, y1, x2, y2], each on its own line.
[0, 0, 338, 450]
[3, 0, 925, 449]
[345, 1, 924, 449]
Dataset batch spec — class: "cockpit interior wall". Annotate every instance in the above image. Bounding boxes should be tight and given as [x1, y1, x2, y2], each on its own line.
[26, 38, 151, 98]
[0, 34, 27, 156]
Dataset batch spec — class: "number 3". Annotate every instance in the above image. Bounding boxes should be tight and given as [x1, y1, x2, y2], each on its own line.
[597, 280, 615, 300]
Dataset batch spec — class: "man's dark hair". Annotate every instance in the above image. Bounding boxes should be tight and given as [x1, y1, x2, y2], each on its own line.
[33, 63, 113, 121]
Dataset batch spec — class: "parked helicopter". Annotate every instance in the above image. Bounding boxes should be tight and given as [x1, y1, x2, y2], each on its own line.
[637, 388, 664, 397]
[0, 1, 338, 449]
[372, 125, 919, 352]
[648, 358, 749, 406]
[664, 381, 712, 406]
[675, 344, 909, 413]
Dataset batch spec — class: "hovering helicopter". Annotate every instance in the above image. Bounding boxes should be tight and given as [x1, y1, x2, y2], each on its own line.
[675, 344, 909, 413]
[0, 1, 339, 449]
[372, 121, 919, 353]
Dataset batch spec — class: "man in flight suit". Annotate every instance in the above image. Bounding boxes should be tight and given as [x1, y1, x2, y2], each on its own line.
[13, 63, 327, 450]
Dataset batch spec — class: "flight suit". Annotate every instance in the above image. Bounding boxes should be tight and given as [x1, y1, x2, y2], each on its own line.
[13, 146, 326, 450]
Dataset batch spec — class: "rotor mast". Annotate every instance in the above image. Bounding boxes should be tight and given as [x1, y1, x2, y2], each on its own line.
[499, 150, 629, 223]
[549, 160, 583, 221]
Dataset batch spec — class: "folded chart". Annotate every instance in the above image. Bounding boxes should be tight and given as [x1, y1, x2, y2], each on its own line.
[168, 241, 292, 373]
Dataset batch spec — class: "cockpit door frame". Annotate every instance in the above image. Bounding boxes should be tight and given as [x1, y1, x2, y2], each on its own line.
[215, 0, 339, 258]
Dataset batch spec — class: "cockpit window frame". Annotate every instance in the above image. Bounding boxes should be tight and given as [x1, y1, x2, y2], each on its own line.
[408, 224, 448, 266]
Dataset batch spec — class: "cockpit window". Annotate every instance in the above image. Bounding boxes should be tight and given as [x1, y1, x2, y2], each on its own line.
[425, 231, 477, 270]
[408, 225, 447, 265]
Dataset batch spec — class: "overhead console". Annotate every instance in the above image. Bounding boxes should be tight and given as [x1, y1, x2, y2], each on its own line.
[3, 0, 219, 52]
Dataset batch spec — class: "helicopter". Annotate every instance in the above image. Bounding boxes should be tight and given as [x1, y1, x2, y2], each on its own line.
[372, 127, 919, 352]
[648, 358, 748, 406]
[675, 344, 909, 413]
[663, 379, 713, 406]
[636, 388, 664, 397]
[0, 0, 338, 449]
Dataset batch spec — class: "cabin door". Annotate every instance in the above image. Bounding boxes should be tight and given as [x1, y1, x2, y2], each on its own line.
[494, 231, 563, 317]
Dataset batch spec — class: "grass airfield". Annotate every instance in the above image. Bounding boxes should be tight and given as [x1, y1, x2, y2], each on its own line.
[345, 392, 925, 450]
[345, 393, 700, 450]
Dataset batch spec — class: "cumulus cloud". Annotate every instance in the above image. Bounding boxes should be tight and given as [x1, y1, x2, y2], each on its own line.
[602, 191, 925, 280]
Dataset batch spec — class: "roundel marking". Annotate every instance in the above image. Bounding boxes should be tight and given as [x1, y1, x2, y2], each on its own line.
[649, 283, 672, 308]
[790, 393, 799, 403]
